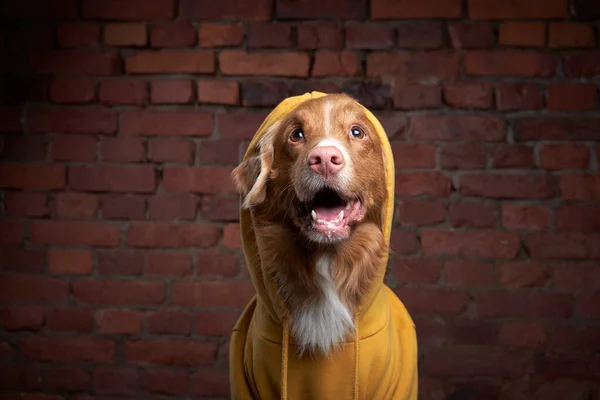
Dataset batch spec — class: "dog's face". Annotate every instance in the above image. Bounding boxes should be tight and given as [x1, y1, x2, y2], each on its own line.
[233, 94, 386, 244]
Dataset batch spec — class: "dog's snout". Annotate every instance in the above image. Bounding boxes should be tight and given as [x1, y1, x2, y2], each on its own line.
[308, 146, 345, 178]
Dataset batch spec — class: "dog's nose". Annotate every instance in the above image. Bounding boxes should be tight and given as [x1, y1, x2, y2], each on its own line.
[308, 146, 345, 178]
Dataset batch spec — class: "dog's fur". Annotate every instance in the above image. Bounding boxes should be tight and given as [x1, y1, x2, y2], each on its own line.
[232, 94, 388, 355]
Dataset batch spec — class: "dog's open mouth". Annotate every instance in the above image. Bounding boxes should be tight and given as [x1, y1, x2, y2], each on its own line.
[298, 188, 364, 241]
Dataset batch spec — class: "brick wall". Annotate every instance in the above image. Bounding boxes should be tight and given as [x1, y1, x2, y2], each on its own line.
[1, 0, 599, 398]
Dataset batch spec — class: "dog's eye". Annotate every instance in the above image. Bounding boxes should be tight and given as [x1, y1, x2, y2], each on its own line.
[350, 126, 364, 139]
[290, 129, 304, 142]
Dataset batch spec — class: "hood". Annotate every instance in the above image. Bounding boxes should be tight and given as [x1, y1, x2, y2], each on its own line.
[238, 91, 396, 322]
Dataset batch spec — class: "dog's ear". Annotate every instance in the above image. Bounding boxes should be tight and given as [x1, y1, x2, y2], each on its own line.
[231, 123, 278, 209]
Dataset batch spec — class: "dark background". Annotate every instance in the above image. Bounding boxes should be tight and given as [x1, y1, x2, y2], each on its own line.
[1, 0, 599, 399]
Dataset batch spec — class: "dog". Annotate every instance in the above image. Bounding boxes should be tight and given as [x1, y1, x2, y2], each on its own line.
[229, 92, 417, 400]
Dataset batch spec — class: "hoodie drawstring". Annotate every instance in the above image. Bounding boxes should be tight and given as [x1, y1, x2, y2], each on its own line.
[353, 313, 360, 400]
[281, 317, 289, 400]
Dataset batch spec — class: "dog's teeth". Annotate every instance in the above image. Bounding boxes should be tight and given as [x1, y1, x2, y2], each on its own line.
[339, 210, 344, 221]
[345, 202, 351, 210]
[311, 210, 317, 221]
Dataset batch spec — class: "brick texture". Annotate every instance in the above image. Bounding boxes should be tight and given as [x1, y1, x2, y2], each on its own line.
[0, 1, 599, 399]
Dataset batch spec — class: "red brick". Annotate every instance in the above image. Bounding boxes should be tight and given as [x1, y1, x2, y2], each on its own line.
[422, 230, 519, 259]
[220, 50, 309, 77]
[397, 200, 445, 226]
[372, 0, 461, 18]
[98, 249, 144, 276]
[395, 172, 452, 197]
[104, 23, 146, 46]
[48, 249, 93, 275]
[1, 305, 44, 331]
[99, 79, 146, 106]
[391, 143, 436, 169]
[499, 261, 548, 288]
[201, 195, 240, 221]
[51, 134, 96, 162]
[96, 309, 143, 334]
[413, 318, 447, 346]
[343, 81, 390, 109]
[172, 280, 254, 307]
[218, 111, 269, 140]
[28, 50, 120, 75]
[560, 174, 600, 200]
[151, 20, 196, 47]
[346, 24, 394, 49]
[146, 309, 192, 335]
[127, 222, 220, 248]
[553, 262, 600, 290]
[31, 221, 119, 247]
[57, 22, 100, 47]
[540, 143, 590, 169]
[74, 279, 165, 305]
[197, 22, 244, 47]
[390, 229, 420, 255]
[394, 258, 441, 284]
[0, 341, 12, 359]
[449, 200, 497, 228]
[55, 192, 98, 219]
[102, 195, 146, 220]
[45, 308, 93, 333]
[549, 22, 595, 48]
[460, 174, 555, 199]
[28, 108, 117, 135]
[394, 84, 441, 109]
[42, 366, 90, 392]
[499, 22, 546, 47]
[146, 252, 193, 277]
[125, 339, 218, 366]
[223, 223, 242, 249]
[547, 83, 596, 111]
[468, 0, 568, 19]
[443, 82, 492, 108]
[312, 51, 361, 78]
[440, 143, 486, 169]
[579, 294, 600, 318]
[556, 204, 600, 232]
[122, 110, 213, 136]
[22, 336, 115, 362]
[8, 22, 54, 50]
[502, 204, 552, 230]
[82, 0, 174, 19]
[50, 78, 96, 103]
[277, 0, 365, 19]
[5, 192, 49, 217]
[125, 51, 215, 74]
[445, 260, 495, 287]
[412, 115, 505, 141]
[197, 250, 239, 277]
[374, 113, 409, 139]
[142, 369, 188, 396]
[149, 138, 194, 163]
[70, 165, 155, 193]
[0, 107, 22, 133]
[100, 138, 145, 162]
[489, 144, 534, 168]
[428, 346, 527, 378]
[0, 135, 46, 160]
[564, 51, 600, 77]
[525, 232, 600, 259]
[367, 52, 460, 82]
[181, 0, 271, 20]
[164, 166, 235, 194]
[515, 117, 600, 141]
[191, 370, 229, 397]
[397, 22, 443, 49]
[150, 80, 194, 104]
[476, 291, 574, 319]
[465, 51, 557, 77]
[0, 363, 40, 391]
[550, 325, 582, 352]
[197, 81, 239, 105]
[0, 248, 45, 273]
[496, 82, 543, 110]
[448, 22, 494, 49]
[395, 288, 468, 315]
[149, 194, 197, 220]
[297, 23, 342, 50]
[248, 22, 292, 48]
[93, 366, 139, 395]
[3, 0, 78, 18]
[242, 81, 290, 107]
[196, 310, 240, 336]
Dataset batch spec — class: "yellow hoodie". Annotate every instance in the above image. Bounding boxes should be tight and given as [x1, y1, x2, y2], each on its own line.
[229, 92, 418, 400]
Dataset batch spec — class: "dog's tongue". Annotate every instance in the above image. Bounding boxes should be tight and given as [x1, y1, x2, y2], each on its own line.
[314, 205, 344, 221]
